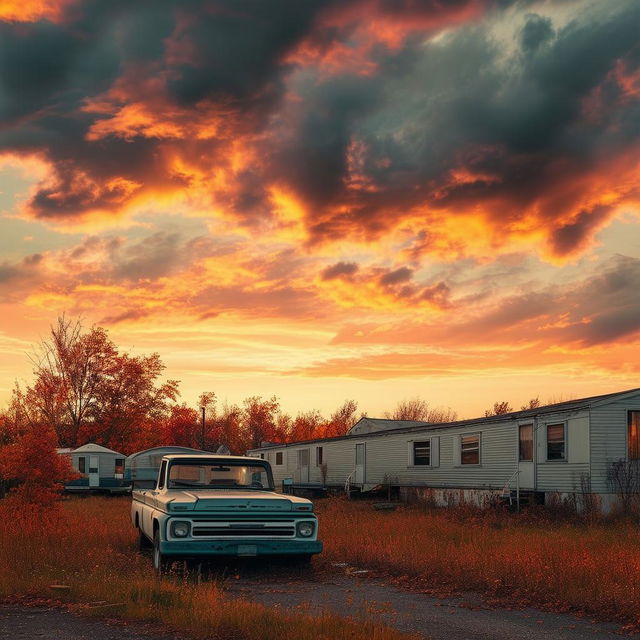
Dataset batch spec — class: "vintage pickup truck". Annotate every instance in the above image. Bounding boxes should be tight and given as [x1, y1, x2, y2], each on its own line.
[131, 454, 322, 571]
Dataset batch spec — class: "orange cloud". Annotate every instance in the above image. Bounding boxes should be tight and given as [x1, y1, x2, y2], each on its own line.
[0, 0, 70, 22]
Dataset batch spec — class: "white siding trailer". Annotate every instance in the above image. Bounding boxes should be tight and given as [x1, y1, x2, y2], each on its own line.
[64, 443, 129, 493]
[247, 388, 640, 512]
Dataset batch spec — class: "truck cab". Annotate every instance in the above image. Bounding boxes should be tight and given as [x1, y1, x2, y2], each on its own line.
[131, 454, 322, 571]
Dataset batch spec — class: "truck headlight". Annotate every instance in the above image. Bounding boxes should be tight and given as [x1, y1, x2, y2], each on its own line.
[296, 522, 314, 538]
[170, 521, 191, 538]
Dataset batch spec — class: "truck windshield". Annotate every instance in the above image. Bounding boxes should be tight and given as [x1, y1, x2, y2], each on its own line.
[167, 462, 274, 490]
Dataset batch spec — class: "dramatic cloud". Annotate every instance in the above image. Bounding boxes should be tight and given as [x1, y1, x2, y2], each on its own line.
[321, 261, 359, 280]
[1, 0, 640, 415]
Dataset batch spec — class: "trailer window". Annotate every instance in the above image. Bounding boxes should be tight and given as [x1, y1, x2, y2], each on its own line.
[547, 423, 566, 461]
[461, 435, 480, 465]
[412, 441, 431, 466]
[78, 457, 86, 474]
[316, 446, 323, 466]
[276, 452, 283, 465]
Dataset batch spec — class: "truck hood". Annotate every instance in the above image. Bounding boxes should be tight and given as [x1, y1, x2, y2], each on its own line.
[166, 490, 313, 513]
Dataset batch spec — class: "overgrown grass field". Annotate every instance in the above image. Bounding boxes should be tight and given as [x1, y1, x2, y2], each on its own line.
[2, 495, 639, 635]
[317, 498, 640, 626]
[0, 497, 414, 640]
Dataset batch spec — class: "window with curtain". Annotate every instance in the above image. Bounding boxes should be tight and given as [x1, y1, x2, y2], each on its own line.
[461, 434, 480, 465]
[547, 423, 565, 460]
[519, 424, 533, 461]
[412, 441, 431, 466]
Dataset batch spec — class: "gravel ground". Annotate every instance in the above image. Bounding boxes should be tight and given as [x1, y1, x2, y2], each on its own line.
[2, 561, 637, 640]
[0, 607, 184, 640]
[220, 561, 637, 640]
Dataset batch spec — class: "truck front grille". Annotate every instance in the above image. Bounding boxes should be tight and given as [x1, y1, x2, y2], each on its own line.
[191, 520, 296, 538]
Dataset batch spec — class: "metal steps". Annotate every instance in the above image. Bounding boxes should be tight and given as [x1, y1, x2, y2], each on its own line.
[499, 489, 542, 511]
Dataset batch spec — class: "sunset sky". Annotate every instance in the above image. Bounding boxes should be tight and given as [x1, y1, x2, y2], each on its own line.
[1, 0, 639, 420]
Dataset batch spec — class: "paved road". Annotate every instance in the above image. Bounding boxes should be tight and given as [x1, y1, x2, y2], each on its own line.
[223, 568, 636, 640]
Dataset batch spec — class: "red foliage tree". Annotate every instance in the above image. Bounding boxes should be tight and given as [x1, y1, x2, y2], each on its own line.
[162, 404, 201, 449]
[0, 426, 76, 506]
[12, 316, 178, 453]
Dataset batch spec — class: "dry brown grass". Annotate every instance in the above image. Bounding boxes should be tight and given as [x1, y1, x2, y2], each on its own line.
[0, 497, 414, 640]
[5, 494, 639, 633]
[316, 497, 640, 626]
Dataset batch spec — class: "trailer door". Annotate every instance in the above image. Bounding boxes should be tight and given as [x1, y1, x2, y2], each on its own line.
[297, 449, 310, 483]
[89, 455, 100, 487]
[354, 443, 366, 485]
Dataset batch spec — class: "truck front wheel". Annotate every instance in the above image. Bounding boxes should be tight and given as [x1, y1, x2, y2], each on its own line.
[153, 530, 171, 574]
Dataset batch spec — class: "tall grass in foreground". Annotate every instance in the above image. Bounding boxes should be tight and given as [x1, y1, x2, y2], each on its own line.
[317, 499, 640, 625]
[0, 497, 414, 640]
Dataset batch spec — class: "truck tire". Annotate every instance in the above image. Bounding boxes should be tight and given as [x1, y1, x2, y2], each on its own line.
[286, 554, 312, 566]
[139, 529, 152, 550]
[153, 530, 171, 574]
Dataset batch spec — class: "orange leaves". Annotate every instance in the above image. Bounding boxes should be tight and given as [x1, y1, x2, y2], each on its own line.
[0, 426, 76, 507]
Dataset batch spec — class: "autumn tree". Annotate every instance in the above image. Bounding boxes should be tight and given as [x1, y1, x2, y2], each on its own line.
[13, 316, 179, 451]
[484, 401, 513, 417]
[162, 404, 200, 449]
[88, 352, 179, 452]
[240, 396, 281, 450]
[215, 401, 243, 454]
[521, 397, 541, 411]
[385, 398, 458, 423]
[0, 425, 76, 505]
[288, 410, 324, 442]
[324, 399, 359, 437]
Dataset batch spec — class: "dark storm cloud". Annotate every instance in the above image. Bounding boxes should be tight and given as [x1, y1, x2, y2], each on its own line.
[321, 261, 359, 280]
[265, 1, 640, 254]
[274, 74, 383, 221]
[166, 1, 331, 110]
[2, 0, 639, 260]
[549, 204, 611, 256]
[0, 0, 338, 220]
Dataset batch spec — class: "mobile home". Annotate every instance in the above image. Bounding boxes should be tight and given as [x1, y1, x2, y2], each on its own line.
[65, 443, 129, 493]
[248, 388, 640, 511]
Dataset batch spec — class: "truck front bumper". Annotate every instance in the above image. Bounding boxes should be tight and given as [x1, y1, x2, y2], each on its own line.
[160, 539, 323, 557]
